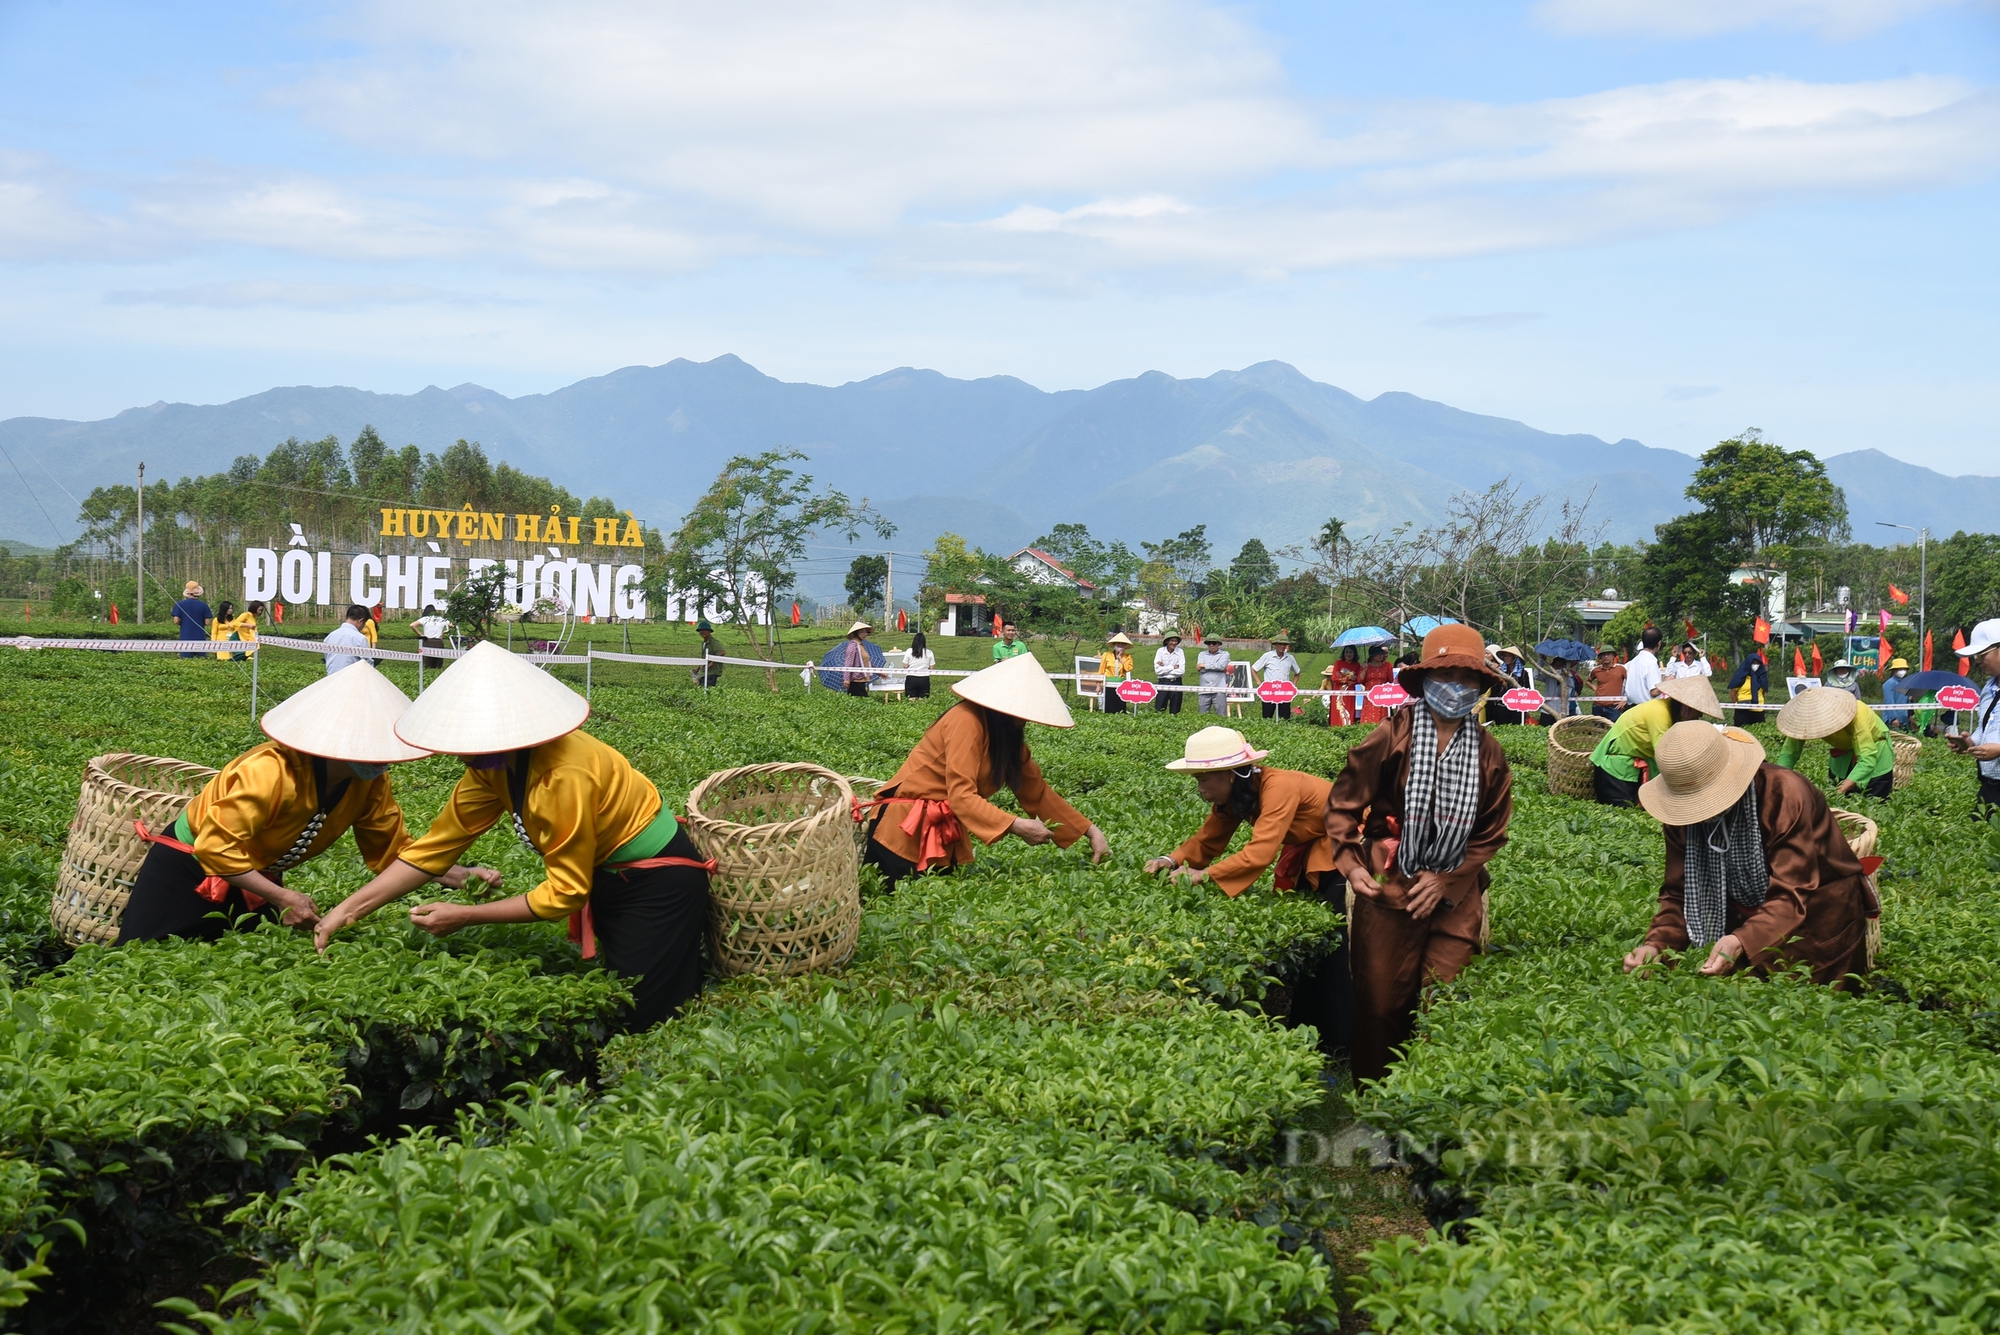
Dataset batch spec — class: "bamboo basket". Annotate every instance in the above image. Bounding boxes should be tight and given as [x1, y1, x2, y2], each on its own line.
[1830, 807, 1881, 968]
[1891, 733, 1920, 790]
[1547, 714, 1612, 799]
[684, 763, 861, 978]
[51, 752, 219, 947]
[846, 775, 885, 855]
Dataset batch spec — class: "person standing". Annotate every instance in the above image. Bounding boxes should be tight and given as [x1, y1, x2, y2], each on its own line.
[1486, 646, 1532, 724]
[1623, 722, 1872, 985]
[1589, 676, 1725, 806]
[1251, 634, 1301, 720]
[1663, 643, 1712, 679]
[1099, 632, 1136, 714]
[1358, 646, 1394, 724]
[840, 620, 876, 698]
[213, 600, 260, 661]
[1877, 658, 1911, 731]
[170, 581, 212, 659]
[991, 623, 1030, 661]
[1775, 688, 1896, 801]
[1323, 623, 1515, 1084]
[1153, 633, 1186, 715]
[1727, 648, 1769, 727]
[1624, 627, 1665, 707]
[410, 605, 452, 673]
[1196, 634, 1232, 716]
[1324, 647, 1361, 726]
[1947, 619, 2000, 808]
[1590, 647, 1627, 720]
[322, 605, 375, 675]
[693, 618, 724, 688]
[903, 631, 935, 700]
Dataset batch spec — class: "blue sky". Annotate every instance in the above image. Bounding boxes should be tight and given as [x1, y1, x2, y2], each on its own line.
[1, 0, 1995, 471]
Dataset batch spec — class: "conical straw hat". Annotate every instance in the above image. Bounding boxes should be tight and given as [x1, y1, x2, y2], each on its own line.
[1657, 674, 1723, 720]
[1638, 723, 1764, 826]
[1776, 686, 1858, 739]
[953, 651, 1074, 728]
[395, 640, 590, 754]
[260, 660, 429, 763]
[1164, 726, 1269, 772]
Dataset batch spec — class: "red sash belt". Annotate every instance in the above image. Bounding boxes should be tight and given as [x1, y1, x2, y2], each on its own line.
[854, 795, 962, 871]
[1273, 841, 1310, 891]
[566, 854, 718, 960]
[133, 821, 266, 910]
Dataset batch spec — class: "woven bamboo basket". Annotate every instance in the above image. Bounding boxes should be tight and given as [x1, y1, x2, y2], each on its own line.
[1547, 714, 1612, 799]
[1830, 807, 1882, 967]
[1891, 733, 1920, 789]
[846, 775, 885, 854]
[51, 752, 219, 947]
[684, 763, 861, 978]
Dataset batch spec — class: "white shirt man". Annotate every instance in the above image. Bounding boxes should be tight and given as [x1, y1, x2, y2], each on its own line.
[1250, 646, 1300, 683]
[322, 616, 372, 675]
[1153, 642, 1185, 678]
[1662, 646, 1712, 680]
[1624, 642, 1664, 705]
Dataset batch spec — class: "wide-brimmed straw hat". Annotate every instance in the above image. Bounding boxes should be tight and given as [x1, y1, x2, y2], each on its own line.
[395, 640, 590, 754]
[261, 660, 429, 764]
[1400, 624, 1510, 690]
[1638, 722, 1764, 826]
[1107, 632, 1133, 646]
[1164, 726, 1269, 772]
[846, 620, 873, 636]
[1657, 674, 1723, 720]
[183, 580, 203, 597]
[953, 651, 1074, 728]
[1776, 686, 1858, 740]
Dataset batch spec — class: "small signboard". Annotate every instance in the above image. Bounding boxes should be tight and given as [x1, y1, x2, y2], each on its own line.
[1501, 688, 1545, 714]
[1117, 679, 1158, 705]
[1786, 677, 1822, 697]
[1367, 681, 1411, 709]
[1937, 684, 1980, 710]
[1256, 679, 1298, 704]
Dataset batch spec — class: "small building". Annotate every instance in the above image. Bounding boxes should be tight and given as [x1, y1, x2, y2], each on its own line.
[938, 592, 990, 637]
[1008, 547, 1097, 594]
[1123, 598, 1177, 638]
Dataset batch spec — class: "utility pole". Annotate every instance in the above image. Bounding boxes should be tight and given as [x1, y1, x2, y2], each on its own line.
[1875, 522, 1929, 651]
[884, 553, 893, 630]
[135, 461, 145, 625]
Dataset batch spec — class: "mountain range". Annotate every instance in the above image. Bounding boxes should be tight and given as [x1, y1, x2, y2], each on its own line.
[4, 357, 1994, 581]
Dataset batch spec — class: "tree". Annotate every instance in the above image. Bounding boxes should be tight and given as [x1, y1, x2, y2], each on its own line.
[1686, 429, 1849, 565]
[1229, 538, 1279, 591]
[1030, 522, 1140, 595]
[1139, 525, 1212, 609]
[444, 562, 510, 644]
[1928, 532, 2000, 638]
[657, 449, 893, 684]
[844, 554, 888, 615]
[915, 532, 990, 630]
[1634, 510, 1758, 650]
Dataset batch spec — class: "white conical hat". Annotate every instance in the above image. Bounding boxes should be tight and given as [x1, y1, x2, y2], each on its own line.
[260, 660, 429, 763]
[395, 640, 590, 754]
[952, 651, 1074, 728]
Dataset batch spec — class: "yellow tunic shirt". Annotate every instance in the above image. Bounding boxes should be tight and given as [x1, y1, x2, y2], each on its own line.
[1775, 699, 1895, 787]
[183, 741, 411, 876]
[399, 730, 663, 921]
[1590, 698, 1674, 783]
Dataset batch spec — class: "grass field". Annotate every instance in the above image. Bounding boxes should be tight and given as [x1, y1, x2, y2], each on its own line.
[1, 636, 1996, 1332]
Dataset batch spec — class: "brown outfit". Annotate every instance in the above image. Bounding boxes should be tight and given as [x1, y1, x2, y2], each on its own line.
[1643, 763, 1872, 984]
[1325, 711, 1514, 1083]
[871, 703, 1089, 869]
[1168, 767, 1336, 898]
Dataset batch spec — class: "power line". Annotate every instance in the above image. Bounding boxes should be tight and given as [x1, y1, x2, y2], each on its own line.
[0, 428, 68, 545]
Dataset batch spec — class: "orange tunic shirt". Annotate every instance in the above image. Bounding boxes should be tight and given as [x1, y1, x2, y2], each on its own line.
[184, 741, 411, 876]
[1168, 767, 1336, 897]
[873, 705, 1089, 868]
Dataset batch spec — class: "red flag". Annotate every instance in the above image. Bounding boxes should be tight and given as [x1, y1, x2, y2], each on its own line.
[1924, 631, 1934, 672]
[1811, 643, 1823, 675]
[109, 604, 119, 625]
[1683, 618, 1698, 642]
[372, 604, 383, 622]
[23, 602, 31, 621]
[790, 601, 801, 627]
[274, 602, 285, 624]
[1888, 584, 1910, 606]
[1793, 646, 1806, 676]
[1189, 622, 1202, 644]
[1752, 617, 1771, 645]
[1880, 635, 1893, 667]
[896, 607, 908, 632]
[1954, 628, 1967, 654]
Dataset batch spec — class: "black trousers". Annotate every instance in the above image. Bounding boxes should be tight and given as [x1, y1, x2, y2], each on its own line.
[590, 828, 711, 1030]
[861, 835, 958, 894]
[846, 680, 870, 698]
[1286, 870, 1353, 1062]
[1261, 701, 1293, 720]
[1979, 776, 2000, 809]
[117, 841, 278, 943]
[1104, 691, 1127, 714]
[1154, 675, 1184, 713]
[1593, 764, 1641, 807]
[905, 676, 931, 699]
[1841, 770, 1894, 801]
[1734, 708, 1761, 727]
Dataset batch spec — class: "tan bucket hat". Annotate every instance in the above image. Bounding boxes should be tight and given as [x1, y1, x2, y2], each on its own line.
[953, 651, 1074, 728]
[261, 660, 429, 763]
[1639, 722, 1764, 825]
[1776, 686, 1858, 739]
[846, 620, 873, 636]
[395, 640, 590, 754]
[1657, 674, 1724, 720]
[1164, 726, 1270, 772]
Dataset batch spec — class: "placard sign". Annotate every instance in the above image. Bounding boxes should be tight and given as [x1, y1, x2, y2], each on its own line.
[1936, 685, 1980, 710]
[1501, 688, 1545, 714]
[1117, 679, 1158, 705]
[1256, 680, 1298, 705]
[1368, 681, 1411, 709]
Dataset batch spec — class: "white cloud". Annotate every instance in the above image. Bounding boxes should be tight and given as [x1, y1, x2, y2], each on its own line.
[107, 280, 461, 309]
[1534, 0, 1969, 39]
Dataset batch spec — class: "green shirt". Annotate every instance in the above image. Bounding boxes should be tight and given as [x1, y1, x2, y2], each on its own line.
[992, 640, 1030, 661]
[1590, 698, 1674, 783]
[1775, 698, 1895, 788]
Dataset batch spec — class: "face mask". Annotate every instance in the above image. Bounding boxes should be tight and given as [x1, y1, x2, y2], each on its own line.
[466, 753, 511, 771]
[1423, 679, 1483, 720]
[347, 761, 389, 781]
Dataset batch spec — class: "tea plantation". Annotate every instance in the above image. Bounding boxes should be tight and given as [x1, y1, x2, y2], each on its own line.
[0, 639, 1996, 1332]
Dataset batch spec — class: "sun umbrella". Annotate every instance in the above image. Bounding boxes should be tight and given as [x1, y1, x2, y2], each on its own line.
[1533, 638, 1595, 661]
[1332, 625, 1397, 649]
[1402, 615, 1460, 638]
[1896, 669, 1977, 696]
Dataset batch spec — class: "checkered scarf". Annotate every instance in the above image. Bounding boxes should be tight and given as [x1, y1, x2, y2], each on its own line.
[1683, 782, 1769, 947]
[1398, 704, 1483, 876]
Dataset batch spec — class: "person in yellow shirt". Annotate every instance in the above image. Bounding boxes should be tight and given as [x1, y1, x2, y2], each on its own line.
[211, 599, 262, 661]
[1589, 675, 1723, 806]
[1099, 632, 1136, 714]
[118, 662, 496, 942]
[314, 642, 712, 1028]
[1775, 687, 1896, 800]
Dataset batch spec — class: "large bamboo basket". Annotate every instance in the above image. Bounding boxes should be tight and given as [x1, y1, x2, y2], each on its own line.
[1830, 807, 1881, 968]
[51, 752, 219, 947]
[684, 763, 860, 978]
[1547, 714, 1612, 799]
[1891, 733, 1920, 790]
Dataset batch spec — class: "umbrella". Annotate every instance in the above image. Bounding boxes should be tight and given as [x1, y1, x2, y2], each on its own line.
[1332, 625, 1397, 649]
[1533, 638, 1595, 662]
[1897, 669, 1977, 696]
[1402, 615, 1460, 638]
